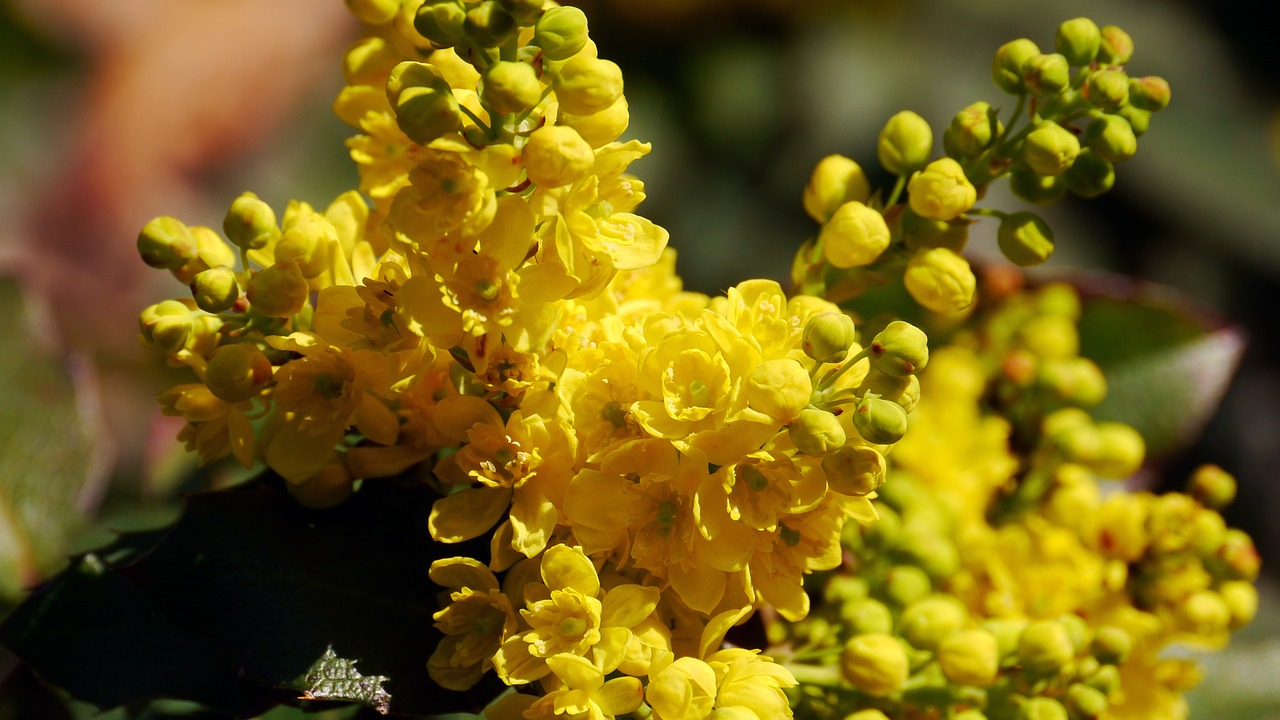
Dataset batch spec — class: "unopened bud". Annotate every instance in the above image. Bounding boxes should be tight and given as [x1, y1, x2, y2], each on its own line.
[1220, 581, 1259, 629]
[464, 1, 518, 47]
[823, 445, 885, 496]
[997, 211, 1055, 267]
[819, 201, 891, 268]
[1097, 25, 1134, 64]
[138, 216, 197, 269]
[869, 321, 929, 377]
[1023, 122, 1080, 176]
[993, 39, 1041, 94]
[853, 394, 908, 445]
[387, 61, 463, 144]
[1040, 357, 1108, 406]
[558, 96, 629, 148]
[1021, 698, 1068, 720]
[745, 359, 812, 421]
[1056, 17, 1102, 66]
[802, 311, 857, 363]
[1018, 620, 1075, 677]
[1063, 149, 1116, 198]
[1117, 104, 1151, 136]
[1084, 664, 1120, 697]
[246, 262, 309, 318]
[884, 565, 931, 606]
[224, 192, 278, 252]
[345, 0, 399, 25]
[1010, 167, 1068, 204]
[901, 211, 968, 253]
[1084, 114, 1136, 163]
[1178, 590, 1231, 637]
[1188, 464, 1237, 510]
[944, 101, 1000, 159]
[938, 629, 999, 687]
[1064, 683, 1108, 720]
[1092, 422, 1145, 477]
[904, 247, 976, 314]
[1213, 529, 1260, 582]
[139, 300, 194, 354]
[414, 0, 467, 46]
[840, 597, 894, 635]
[841, 634, 909, 697]
[900, 596, 966, 651]
[190, 266, 240, 314]
[1129, 75, 1170, 112]
[482, 61, 542, 114]
[498, 0, 543, 26]
[554, 55, 623, 116]
[533, 6, 589, 61]
[908, 157, 976, 221]
[878, 110, 933, 175]
[1091, 626, 1131, 665]
[522, 124, 594, 188]
[1085, 69, 1129, 112]
[804, 155, 871, 223]
[789, 407, 847, 456]
[205, 343, 272, 402]
[1023, 53, 1070, 97]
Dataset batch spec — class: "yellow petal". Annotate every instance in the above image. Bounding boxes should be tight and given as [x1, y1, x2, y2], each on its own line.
[546, 652, 603, 691]
[346, 444, 430, 479]
[601, 584, 660, 629]
[265, 420, 343, 484]
[509, 487, 557, 558]
[355, 394, 399, 446]
[540, 544, 600, 597]
[228, 408, 255, 469]
[428, 486, 512, 543]
[668, 562, 725, 616]
[428, 556, 499, 593]
[493, 634, 550, 685]
[699, 606, 752, 660]
[597, 676, 645, 716]
[433, 395, 504, 443]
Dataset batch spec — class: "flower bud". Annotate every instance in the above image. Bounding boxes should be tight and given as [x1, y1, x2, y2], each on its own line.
[139, 300, 194, 354]
[908, 158, 976, 221]
[1188, 464, 1237, 510]
[1010, 167, 1067, 204]
[900, 596, 966, 651]
[789, 407, 847, 456]
[558, 96, 629, 148]
[554, 55, 624, 116]
[997, 211, 1055, 266]
[1018, 621, 1075, 677]
[1097, 25, 1134, 64]
[277, 214, 339, 280]
[522, 124, 594, 188]
[205, 342, 272, 402]
[938, 629, 999, 686]
[853, 394, 908, 445]
[388, 62, 463, 144]
[884, 565, 931, 606]
[823, 575, 868, 605]
[481, 61, 542, 114]
[803, 311, 857, 363]
[1063, 149, 1115, 198]
[840, 597, 893, 636]
[413, 0, 467, 46]
[288, 459, 356, 509]
[1220, 581, 1259, 629]
[860, 370, 919, 412]
[1023, 122, 1080, 176]
[1021, 698, 1068, 720]
[878, 110, 933, 175]
[1084, 114, 1136, 163]
[1090, 626, 1131, 665]
[224, 192, 278, 252]
[944, 101, 1000, 159]
[897, 533, 958, 580]
[819, 201, 891, 268]
[1084, 69, 1129, 112]
[846, 711, 891, 720]
[138, 216, 197, 269]
[498, 0, 543, 26]
[1213, 529, 1260, 582]
[246, 262, 309, 318]
[869, 321, 929, 377]
[804, 155, 871, 224]
[1056, 17, 1102, 66]
[1092, 422, 1145, 477]
[190, 266, 240, 314]
[1129, 75, 1170, 112]
[345, 0, 399, 25]
[533, 6, 589, 61]
[1064, 683, 1108, 720]
[464, 1, 518, 47]
[1179, 590, 1231, 637]
[904, 248, 976, 314]
[992, 39, 1040, 93]
[823, 445, 885, 496]
[841, 634, 909, 697]
[1084, 665, 1120, 697]
[745, 359, 812, 421]
[1023, 53, 1070, 97]
[901, 211, 968, 253]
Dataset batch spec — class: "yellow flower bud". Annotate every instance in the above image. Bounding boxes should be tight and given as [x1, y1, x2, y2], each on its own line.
[878, 110, 933, 176]
[1188, 464, 1237, 510]
[224, 192, 278, 252]
[1090, 626, 1131, 665]
[899, 596, 966, 650]
[1117, 104, 1151, 137]
[1129, 75, 1171, 112]
[1022, 53, 1070, 97]
[1039, 357, 1107, 407]
[840, 598, 893, 636]
[907, 158, 976, 221]
[1084, 114, 1136, 163]
[1178, 590, 1231, 637]
[853, 394, 908, 445]
[938, 629, 1000, 686]
[498, 0, 542, 26]
[139, 300, 194, 354]
[789, 407, 847, 456]
[845, 711, 891, 720]
[276, 211, 339, 279]
[819, 201, 890, 268]
[522, 124, 594, 188]
[1064, 683, 1108, 720]
[558, 96, 629, 148]
[1220, 581, 1258, 629]
[1092, 422, 1144, 477]
[464, 2, 518, 47]
[1022, 698, 1068, 720]
[1097, 25, 1134, 64]
[745, 359, 812, 422]
[190, 266, 240, 314]
[992, 38, 1040, 94]
[387, 61, 463, 144]
[998, 211, 1055, 266]
[1022, 122, 1080, 176]
[1056, 17, 1102, 66]
[1084, 69, 1130, 113]
[841, 634, 908, 697]
[345, 0, 399, 25]
[869, 320, 929, 377]
[413, 0, 467, 46]
[205, 343, 272, 403]
[1084, 665, 1120, 697]
[534, 6, 589, 61]
[246, 262, 309, 318]
[1017, 620, 1075, 677]
[138, 216, 197, 269]
[287, 459, 355, 509]
[804, 155, 872, 224]
[903, 248, 976, 314]
[823, 445, 885, 496]
[482, 61, 542, 114]
[944, 101, 1000, 160]
[554, 55, 624, 116]
[802, 311, 857, 363]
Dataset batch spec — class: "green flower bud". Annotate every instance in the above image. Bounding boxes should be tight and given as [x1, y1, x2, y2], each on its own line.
[413, 0, 467, 46]
[498, 0, 543, 26]
[944, 101, 1000, 159]
[896, 533, 958, 580]
[1021, 697, 1068, 720]
[1188, 507, 1228, 556]
[1063, 149, 1115, 198]
[789, 407, 847, 456]
[1040, 357, 1107, 406]
[1023, 122, 1080, 176]
[246, 262, 309, 318]
[1129, 75, 1171, 112]
[1056, 17, 1102, 66]
[1064, 683, 1108, 720]
[804, 154, 871, 224]
[860, 370, 919, 411]
[1018, 620, 1075, 677]
[745, 359, 812, 421]
[908, 157, 976, 221]
[1097, 25, 1134, 64]
[983, 618, 1028, 662]
[554, 55, 624, 116]
[823, 445, 885, 496]
[841, 597, 894, 636]
[345, 0, 399, 25]
[464, 1, 518, 47]
[1178, 590, 1231, 637]
[819, 201, 891, 268]
[139, 300, 194, 354]
[1023, 53, 1070, 97]
[901, 211, 969, 253]
[1188, 464, 1237, 510]
[878, 110, 933, 175]
[1220, 580, 1259, 629]
[1084, 114, 1136, 163]
[853, 394, 908, 445]
[845, 712, 891, 720]
[1084, 665, 1120, 697]
[900, 596, 967, 650]
[998, 211, 1055, 267]
[1090, 626, 1131, 665]
[1085, 69, 1129, 112]
[869, 321, 929, 377]
[387, 61, 463, 144]
[1057, 614, 1090, 655]
[533, 6, 589, 62]
[223, 192, 278, 252]
[884, 565, 931, 607]
[993, 38, 1041, 94]
[1010, 167, 1068, 204]
[138, 216, 197, 269]
[1092, 422, 1145, 477]
[522, 124, 594, 188]
[190, 266, 240, 314]
[205, 342, 273, 403]
[841, 634, 909, 697]
[823, 575, 868, 605]
[938, 629, 1000, 687]
[904, 247, 976, 314]
[482, 61, 542, 114]
[802, 311, 857, 363]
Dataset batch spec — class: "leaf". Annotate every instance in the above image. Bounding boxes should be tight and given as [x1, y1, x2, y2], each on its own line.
[1076, 275, 1246, 459]
[0, 476, 503, 718]
[0, 279, 110, 599]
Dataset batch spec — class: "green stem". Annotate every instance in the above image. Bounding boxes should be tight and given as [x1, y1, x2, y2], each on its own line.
[885, 174, 908, 207]
[818, 347, 872, 392]
[458, 104, 494, 138]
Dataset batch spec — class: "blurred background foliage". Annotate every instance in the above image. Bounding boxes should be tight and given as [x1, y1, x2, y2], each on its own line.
[1, 0, 1278, 717]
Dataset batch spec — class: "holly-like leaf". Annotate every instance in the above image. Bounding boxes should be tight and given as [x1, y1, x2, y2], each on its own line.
[0, 476, 502, 718]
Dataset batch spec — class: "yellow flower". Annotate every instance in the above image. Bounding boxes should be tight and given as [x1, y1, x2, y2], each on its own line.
[526, 653, 645, 720]
[386, 146, 496, 245]
[156, 383, 256, 469]
[427, 557, 517, 691]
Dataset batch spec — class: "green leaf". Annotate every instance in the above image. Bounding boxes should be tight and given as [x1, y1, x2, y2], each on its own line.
[0, 476, 503, 718]
[1077, 277, 1245, 459]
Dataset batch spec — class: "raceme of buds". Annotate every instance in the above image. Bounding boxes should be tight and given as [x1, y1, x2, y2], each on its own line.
[878, 111, 933, 175]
